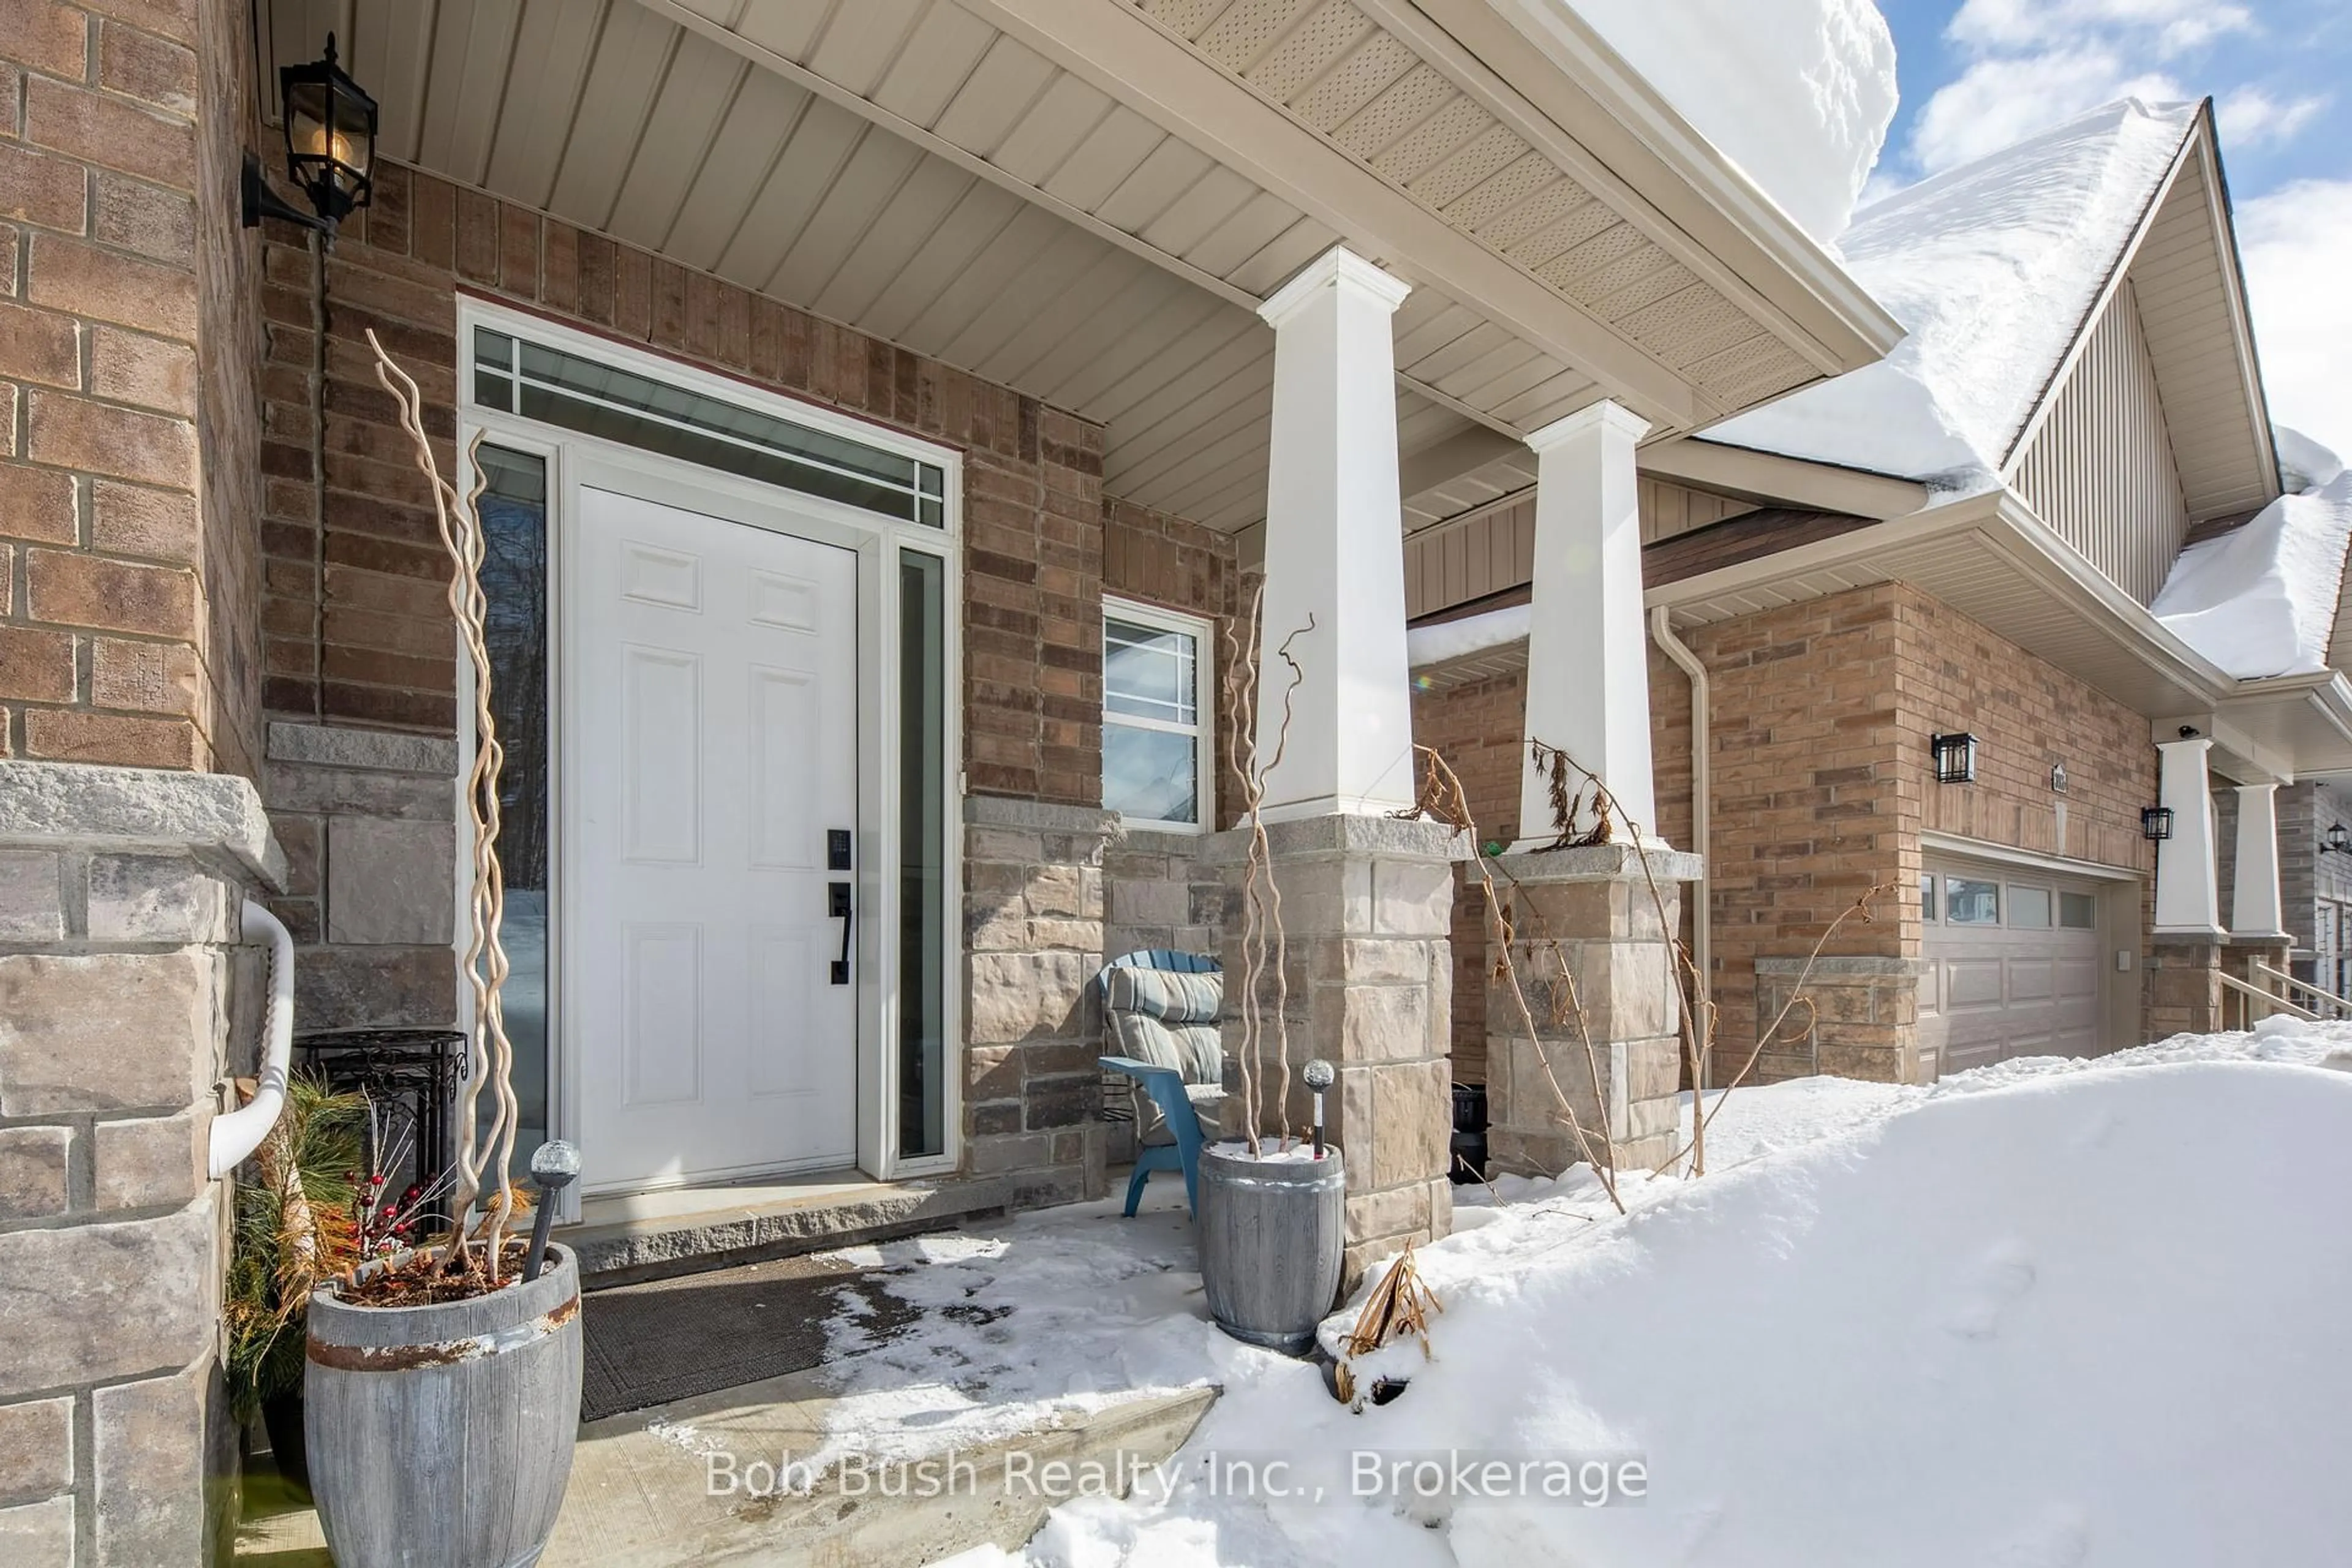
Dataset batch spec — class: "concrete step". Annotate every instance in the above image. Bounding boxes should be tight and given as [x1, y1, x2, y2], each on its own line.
[559, 1171, 1015, 1286]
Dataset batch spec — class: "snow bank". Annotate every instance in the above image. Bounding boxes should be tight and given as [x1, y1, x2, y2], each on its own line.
[1405, 602, 1530, 668]
[1555, 0, 1898, 244]
[1708, 99, 2198, 489]
[994, 1040, 2352, 1567]
[2151, 468, 2352, 678]
[2275, 423, 2345, 494]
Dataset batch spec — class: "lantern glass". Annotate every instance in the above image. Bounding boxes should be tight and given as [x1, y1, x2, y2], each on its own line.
[2141, 807, 2174, 842]
[1931, 732, 1978, 785]
[279, 35, 377, 225]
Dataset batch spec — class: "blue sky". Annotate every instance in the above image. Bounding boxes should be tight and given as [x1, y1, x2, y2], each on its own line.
[1860, 0, 2352, 450]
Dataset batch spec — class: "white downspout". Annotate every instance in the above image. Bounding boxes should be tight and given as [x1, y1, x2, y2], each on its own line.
[207, 901, 298, 1180]
[1649, 606, 1711, 1076]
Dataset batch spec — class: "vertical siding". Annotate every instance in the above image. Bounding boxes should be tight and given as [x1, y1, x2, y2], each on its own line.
[2012, 281, 2189, 606]
[1403, 480, 1752, 618]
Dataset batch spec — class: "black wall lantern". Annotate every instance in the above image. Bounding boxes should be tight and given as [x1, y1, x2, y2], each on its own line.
[2141, 805, 2175, 842]
[2323, 822, 2352, 856]
[243, 34, 377, 237]
[1930, 731, 1978, 785]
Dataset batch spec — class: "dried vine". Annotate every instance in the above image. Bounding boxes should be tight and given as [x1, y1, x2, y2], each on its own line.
[1399, 745, 1622, 1210]
[1221, 583, 1310, 1155]
[368, 330, 521, 1283]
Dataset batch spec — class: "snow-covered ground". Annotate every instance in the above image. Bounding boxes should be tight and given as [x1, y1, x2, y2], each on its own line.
[803, 1020, 2352, 1566]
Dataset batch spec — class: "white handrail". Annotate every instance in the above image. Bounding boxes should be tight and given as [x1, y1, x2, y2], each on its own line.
[2253, 960, 2352, 1018]
[2217, 968, 2315, 1025]
[207, 901, 297, 1180]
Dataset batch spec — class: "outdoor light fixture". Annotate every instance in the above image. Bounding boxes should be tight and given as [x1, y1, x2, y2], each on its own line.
[2141, 806, 2175, 842]
[243, 34, 377, 236]
[521, 1139, 580, 1283]
[2050, 762, 2069, 794]
[1303, 1059, 1335, 1160]
[2324, 823, 2352, 856]
[1931, 732, 1979, 785]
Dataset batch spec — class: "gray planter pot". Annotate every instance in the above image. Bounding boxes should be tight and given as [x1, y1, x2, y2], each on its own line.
[1197, 1140, 1345, 1354]
[306, 1245, 583, 1568]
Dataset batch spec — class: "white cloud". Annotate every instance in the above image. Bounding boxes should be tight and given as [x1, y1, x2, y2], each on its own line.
[1909, 50, 2184, 172]
[2217, 86, 2329, 148]
[2239, 179, 2352, 458]
[1947, 0, 2252, 56]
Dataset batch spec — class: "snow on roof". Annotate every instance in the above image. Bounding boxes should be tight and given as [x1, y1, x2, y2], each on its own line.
[1556, 0, 1898, 244]
[2275, 423, 2345, 494]
[1705, 99, 2201, 492]
[1405, 602, 1531, 668]
[2152, 469, 2352, 679]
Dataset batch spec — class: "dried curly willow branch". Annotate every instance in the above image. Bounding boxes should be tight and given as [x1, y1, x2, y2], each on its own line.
[1398, 745, 1623, 1212]
[1220, 584, 1310, 1155]
[367, 330, 521, 1283]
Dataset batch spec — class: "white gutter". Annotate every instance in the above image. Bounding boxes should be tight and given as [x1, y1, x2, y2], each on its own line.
[1649, 605, 1711, 1081]
[207, 901, 296, 1180]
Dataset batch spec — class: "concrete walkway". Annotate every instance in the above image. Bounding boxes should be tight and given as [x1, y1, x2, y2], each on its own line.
[236, 1182, 1221, 1567]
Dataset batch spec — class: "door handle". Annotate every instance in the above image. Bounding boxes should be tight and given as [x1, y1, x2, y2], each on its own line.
[829, 881, 853, 986]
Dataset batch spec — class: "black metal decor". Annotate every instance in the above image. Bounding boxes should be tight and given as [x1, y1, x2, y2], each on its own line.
[293, 1027, 467, 1199]
[2141, 805, 2175, 842]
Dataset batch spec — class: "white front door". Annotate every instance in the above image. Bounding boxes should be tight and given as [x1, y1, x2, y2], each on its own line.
[568, 484, 860, 1193]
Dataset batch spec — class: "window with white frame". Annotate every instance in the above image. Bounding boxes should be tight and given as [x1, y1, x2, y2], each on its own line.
[1102, 601, 1213, 830]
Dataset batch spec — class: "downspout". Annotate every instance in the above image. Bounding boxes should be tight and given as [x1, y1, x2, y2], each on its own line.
[206, 902, 298, 1180]
[1649, 606, 1711, 1077]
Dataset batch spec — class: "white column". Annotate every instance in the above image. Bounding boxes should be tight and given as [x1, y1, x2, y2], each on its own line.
[2154, 738, 2223, 934]
[1251, 246, 1415, 821]
[1516, 401, 1657, 849]
[2231, 782, 2288, 938]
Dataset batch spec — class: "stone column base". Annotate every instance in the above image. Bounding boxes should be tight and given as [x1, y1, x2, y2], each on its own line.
[1754, 956, 1924, 1084]
[2147, 934, 2225, 1038]
[0, 761, 287, 1566]
[1207, 813, 1465, 1287]
[1483, 842, 1702, 1177]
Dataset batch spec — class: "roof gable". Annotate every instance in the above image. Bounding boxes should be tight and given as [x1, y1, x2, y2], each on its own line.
[1703, 99, 2203, 490]
[2003, 110, 2280, 521]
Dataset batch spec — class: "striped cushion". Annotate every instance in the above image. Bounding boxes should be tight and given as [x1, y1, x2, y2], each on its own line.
[1106, 1011, 1224, 1085]
[1104, 966, 1222, 1025]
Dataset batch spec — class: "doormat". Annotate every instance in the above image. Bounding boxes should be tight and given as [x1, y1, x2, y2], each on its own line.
[579, 1252, 918, 1423]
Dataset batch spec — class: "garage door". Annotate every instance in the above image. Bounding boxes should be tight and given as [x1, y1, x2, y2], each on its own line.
[1919, 864, 2103, 1079]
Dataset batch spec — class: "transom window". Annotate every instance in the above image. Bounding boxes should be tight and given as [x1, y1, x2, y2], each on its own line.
[470, 327, 945, 527]
[1102, 601, 1214, 831]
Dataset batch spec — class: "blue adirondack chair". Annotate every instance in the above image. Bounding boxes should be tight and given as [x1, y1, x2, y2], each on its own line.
[1096, 949, 1223, 1218]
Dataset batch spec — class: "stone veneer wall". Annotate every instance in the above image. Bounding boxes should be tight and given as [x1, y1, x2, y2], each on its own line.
[962, 797, 1227, 1204]
[0, 760, 284, 1566]
[0, 0, 264, 778]
[257, 720, 458, 1030]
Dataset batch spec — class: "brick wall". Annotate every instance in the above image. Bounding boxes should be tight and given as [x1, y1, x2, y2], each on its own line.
[0, 0, 263, 780]
[1420, 579, 2158, 1087]
[1104, 495, 1245, 829]
[255, 158, 1234, 815]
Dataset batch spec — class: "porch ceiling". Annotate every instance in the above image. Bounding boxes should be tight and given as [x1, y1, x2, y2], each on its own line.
[263, 0, 1894, 535]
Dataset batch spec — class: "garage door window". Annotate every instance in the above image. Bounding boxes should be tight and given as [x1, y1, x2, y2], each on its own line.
[1921, 873, 1937, 922]
[1947, 878, 2000, 924]
[2009, 886, 2052, 928]
[2059, 892, 2096, 929]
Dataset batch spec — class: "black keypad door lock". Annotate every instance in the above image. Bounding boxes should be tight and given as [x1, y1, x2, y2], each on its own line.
[827, 829, 853, 872]
[829, 880, 853, 986]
